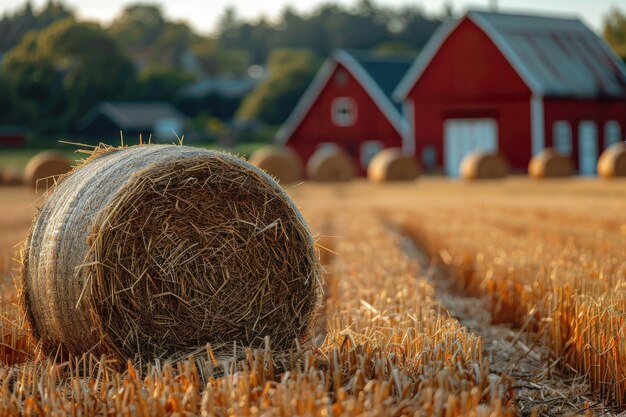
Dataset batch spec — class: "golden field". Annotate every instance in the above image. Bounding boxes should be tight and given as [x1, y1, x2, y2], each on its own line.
[1, 177, 625, 416]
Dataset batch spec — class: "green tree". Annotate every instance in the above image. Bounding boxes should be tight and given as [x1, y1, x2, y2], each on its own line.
[604, 6, 626, 60]
[108, 4, 166, 48]
[237, 49, 320, 125]
[4, 18, 136, 132]
[0, 0, 73, 53]
[134, 66, 194, 100]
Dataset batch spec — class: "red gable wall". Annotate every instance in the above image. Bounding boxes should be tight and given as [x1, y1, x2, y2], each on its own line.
[405, 17, 534, 172]
[286, 63, 402, 175]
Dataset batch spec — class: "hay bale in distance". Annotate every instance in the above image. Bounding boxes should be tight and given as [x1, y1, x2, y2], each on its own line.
[528, 149, 574, 179]
[460, 152, 508, 180]
[0, 168, 24, 186]
[306, 146, 355, 182]
[24, 151, 71, 190]
[248, 146, 303, 183]
[597, 143, 626, 178]
[367, 148, 420, 182]
[21, 145, 322, 361]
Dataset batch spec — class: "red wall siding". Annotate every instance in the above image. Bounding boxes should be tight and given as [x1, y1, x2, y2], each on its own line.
[286, 63, 403, 175]
[543, 99, 626, 170]
[406, 17, 533, 172]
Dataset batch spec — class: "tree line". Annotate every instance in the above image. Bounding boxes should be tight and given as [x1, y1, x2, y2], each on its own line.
[0, 0, 624, 141]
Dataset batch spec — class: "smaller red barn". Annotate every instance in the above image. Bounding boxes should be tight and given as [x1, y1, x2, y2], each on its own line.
[275, 50, 414, 175]
[393, 11, 626, 176]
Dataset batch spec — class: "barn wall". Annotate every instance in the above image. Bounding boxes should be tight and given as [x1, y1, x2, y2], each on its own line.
[286, 63, 403, 175]
[543, 98, 626, 170]
[405, 17, 534, 172]
[412, 97, 532, 172]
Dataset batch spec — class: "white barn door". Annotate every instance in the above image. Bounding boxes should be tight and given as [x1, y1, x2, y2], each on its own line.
[578, 121, 598, 176]
[444, 118, 498, 176]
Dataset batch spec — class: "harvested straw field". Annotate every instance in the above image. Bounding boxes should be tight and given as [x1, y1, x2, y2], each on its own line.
[0, 163, 625, 416]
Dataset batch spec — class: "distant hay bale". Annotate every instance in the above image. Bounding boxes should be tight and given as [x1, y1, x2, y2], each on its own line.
[0, 168, 24, 186]
[367, 148, 420, 182]
[460, 152, 508, 180]
[24, 151, 72, 190]
[248, 146, 303, 183]
[597, 143, 626, 179]
[306, 147, 355, 182]
[20, 145, 322, 361]
[528, 149, 574, 179]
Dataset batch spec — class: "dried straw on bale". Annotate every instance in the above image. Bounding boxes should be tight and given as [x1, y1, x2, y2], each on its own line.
[597, 142, 626, 178]
[24, 151, 72, 190]
[306, 147, 355, 182]
[528, 149, 573, 179]
[367, 148, 420, 182]
[460, 152, 508, 180]
[0, 168, 24, 186]
[248, 146, 303, 183]
[21, 145, 322, 362]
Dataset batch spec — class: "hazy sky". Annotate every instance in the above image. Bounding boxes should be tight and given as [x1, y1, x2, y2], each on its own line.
[0, 0, 619, 34]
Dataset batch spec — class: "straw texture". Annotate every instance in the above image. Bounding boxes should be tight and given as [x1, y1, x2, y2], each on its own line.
[367, 148, 420, 182]
[597, 143, 626, 178]
[248, 146, 303, 183]
[306, 147, 355, 182]
[460, 152, 508, 180]
[20, 145, 322, 361]
[528, 149, 573, 179]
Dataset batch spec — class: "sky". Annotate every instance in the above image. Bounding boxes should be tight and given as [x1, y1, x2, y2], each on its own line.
[0, 0, 619, 34]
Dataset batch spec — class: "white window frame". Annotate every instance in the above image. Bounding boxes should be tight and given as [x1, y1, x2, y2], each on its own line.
[604, 120, 622, 149]
[360, 140, 383, 168]
[552, 120, 572, 156]
[331, 97, 357, 127]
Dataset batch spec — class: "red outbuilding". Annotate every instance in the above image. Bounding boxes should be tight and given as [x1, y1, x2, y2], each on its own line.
[393, 11, 626, 176]
[276, 50, 414, 175]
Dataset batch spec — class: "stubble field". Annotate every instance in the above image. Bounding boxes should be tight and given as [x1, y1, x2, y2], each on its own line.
[0, 177, 625, 416]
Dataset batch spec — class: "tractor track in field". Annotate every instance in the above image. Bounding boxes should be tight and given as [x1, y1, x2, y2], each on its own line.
[390, 224, 615, 417]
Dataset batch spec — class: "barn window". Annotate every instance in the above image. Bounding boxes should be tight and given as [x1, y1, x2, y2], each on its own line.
[360, 141, 383, 168]
[604, 121, 622, 148]
[331, 97, 357, 127]
[422, 146, 437, 170]
[552, 121, 572, 156]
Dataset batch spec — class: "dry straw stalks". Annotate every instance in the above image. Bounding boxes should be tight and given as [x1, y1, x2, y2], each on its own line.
[400, 200, 626, 409]
[0, 203, 514, 416]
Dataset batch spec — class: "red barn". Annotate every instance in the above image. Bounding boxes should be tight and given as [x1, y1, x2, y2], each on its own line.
[393, 11, 626, 176]
[276, 50, 414, 175]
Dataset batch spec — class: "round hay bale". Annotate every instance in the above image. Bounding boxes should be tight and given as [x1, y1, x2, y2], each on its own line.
[24, 151, 72, 190]
[528, 149, 574, 179]
[306, 147, 355, 182]
[459, 152, 508, 180]
[248, 146, 303, 183]
[0, 168, 24, 186]
[21, 145, 322, 361]
[367, 148, 420, 182]
[597, 142, 626, 179]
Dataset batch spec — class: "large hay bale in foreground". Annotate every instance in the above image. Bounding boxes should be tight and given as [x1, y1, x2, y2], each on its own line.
[460, 152, 508, 180]
[0, 168, 24, 186]
[248, 146, 303, 183]
[597, 143, 626, 178]
[306, 147, 355, 182]
[528, 149, 574, 179]
[367, 148, 420, 182]
[21, 145, 322, 361]
[24, 151, 71, 190]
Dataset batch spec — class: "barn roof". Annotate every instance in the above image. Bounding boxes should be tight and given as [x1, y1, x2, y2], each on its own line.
[78, 102, 185, 131]
[394, 10, 626, 100]
[276, 49, 414, 144]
